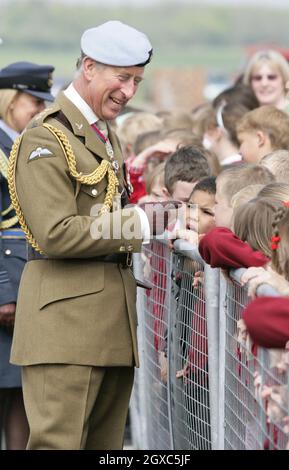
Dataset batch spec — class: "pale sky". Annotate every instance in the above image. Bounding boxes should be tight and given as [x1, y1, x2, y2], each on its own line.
[2, 0, 289, 7]
[47, 0, 289, 7]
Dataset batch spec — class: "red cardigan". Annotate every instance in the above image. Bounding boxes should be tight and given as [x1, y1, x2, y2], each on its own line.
[128, 166, 146, 204]
[243, 297, 289, 348]
[199, 227, 269, 269]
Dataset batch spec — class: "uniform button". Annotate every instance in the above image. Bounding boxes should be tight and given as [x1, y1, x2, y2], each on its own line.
[5, 249, 11, 255]
[127, 245, 133, 252]
[119, 246, 126, 252]
[91, 189, 98, 196]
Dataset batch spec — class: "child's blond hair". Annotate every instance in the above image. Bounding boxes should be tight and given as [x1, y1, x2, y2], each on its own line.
[145, 161, 166, 195]
[161, 110, 193, 131]
[260, 150, 289, 183]
[258, 182, 289, 203]
[233, 197, 284, 258]
[231, 184, 265, 210]
[117, 112, 162, 158]
[236, 106, 289, 151]
[133, 130, 162, 156]
[217, 164, 274, 206]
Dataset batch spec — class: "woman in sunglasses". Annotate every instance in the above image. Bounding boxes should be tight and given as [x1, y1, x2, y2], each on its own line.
[243, 49, 289, 110]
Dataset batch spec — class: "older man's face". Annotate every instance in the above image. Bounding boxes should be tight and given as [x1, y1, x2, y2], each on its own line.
[86, 62, 144, 120]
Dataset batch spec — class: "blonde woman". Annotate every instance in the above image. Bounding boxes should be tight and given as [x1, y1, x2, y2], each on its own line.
[0, 61, 54, 449]
[243, 50, 289, 110]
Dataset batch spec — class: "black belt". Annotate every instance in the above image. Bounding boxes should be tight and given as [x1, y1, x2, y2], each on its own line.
[27, 245, 132, 268]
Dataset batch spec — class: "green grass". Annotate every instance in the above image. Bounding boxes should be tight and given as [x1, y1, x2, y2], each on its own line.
[0, 45, 245, 80]
[0, 44, 245, 108]
[0, 48, 78, 79]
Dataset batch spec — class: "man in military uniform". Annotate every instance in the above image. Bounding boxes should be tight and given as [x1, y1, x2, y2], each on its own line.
[8, 21, 164, 449]
[0, 61, 54, 448]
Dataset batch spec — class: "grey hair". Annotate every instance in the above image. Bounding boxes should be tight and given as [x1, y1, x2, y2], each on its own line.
[74, 52, 106, 79]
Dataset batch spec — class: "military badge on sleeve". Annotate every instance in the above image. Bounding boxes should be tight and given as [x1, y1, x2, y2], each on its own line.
[28, 147, 54, 162]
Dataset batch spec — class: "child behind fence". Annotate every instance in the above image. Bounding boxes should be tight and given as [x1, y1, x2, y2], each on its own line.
[232, 198, 286, 356]
[242, 189, 289, 297]
[164, 145, 211, 202]
[237, 105, 289, 164]
[231, 196, 282, 353]
[175, 177, 217, 379]
[199, 164, 275, 269]
[242, 205, 289, 448]
[214, 163, 274, 229]
[175, 176, 216, 245]
[170, 178, 216, 449]
[158, 177, 216, 370]
[233, 197, 284, 259]
[142, 147, 211, 360]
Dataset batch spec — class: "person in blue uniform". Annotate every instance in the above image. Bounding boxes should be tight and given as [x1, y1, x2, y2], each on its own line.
[0, 61, 54, 449]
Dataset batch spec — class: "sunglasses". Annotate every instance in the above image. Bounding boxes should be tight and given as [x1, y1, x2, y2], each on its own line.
[251, 74, 279, 82]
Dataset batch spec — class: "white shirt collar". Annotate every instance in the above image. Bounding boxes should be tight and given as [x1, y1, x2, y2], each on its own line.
[221, 154, 242, 166]
[0, 119, 19, 142]
[63, 83, 99, 125]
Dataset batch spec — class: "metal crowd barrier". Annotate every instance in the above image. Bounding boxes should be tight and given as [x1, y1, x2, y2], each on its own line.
[221, 268, 289, 450]
[130, 240, 289, 450]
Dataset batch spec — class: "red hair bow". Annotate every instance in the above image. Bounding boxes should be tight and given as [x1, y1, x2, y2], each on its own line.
[271, 235, 281, 250]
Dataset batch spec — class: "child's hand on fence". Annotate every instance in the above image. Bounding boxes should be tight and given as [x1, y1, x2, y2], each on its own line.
[269, 349, 288, 375]
[237, 318, 248, 345]
[158, 351, 168, 383]
[175, 228, 199, 246]
[241, 266, 265, 284]
[193, 270, 204, 288]
[261, 385, 289, 424]
[176, 364, 190, 382]
[241, 266, 268, 298]
[141, 252, 152, 279]
[241, 266, 289, 298]
[253, 371, 262, 399]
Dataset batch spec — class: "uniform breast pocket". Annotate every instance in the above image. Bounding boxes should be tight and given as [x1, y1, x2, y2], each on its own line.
[77, 181, 107, 214]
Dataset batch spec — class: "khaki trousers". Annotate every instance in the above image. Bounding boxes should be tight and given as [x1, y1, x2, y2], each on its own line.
[22, 364, 134, 450]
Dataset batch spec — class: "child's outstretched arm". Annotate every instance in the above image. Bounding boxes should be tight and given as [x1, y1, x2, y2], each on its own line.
[199, 227, 269, 269]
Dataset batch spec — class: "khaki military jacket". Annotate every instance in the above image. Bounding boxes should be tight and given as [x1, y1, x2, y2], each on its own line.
[10, 92, 143, 367]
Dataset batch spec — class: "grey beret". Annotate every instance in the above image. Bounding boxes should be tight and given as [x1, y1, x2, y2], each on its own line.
[81, 21, 153, 67]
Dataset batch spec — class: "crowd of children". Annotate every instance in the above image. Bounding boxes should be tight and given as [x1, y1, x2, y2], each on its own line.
[114, 48, 289, 449]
